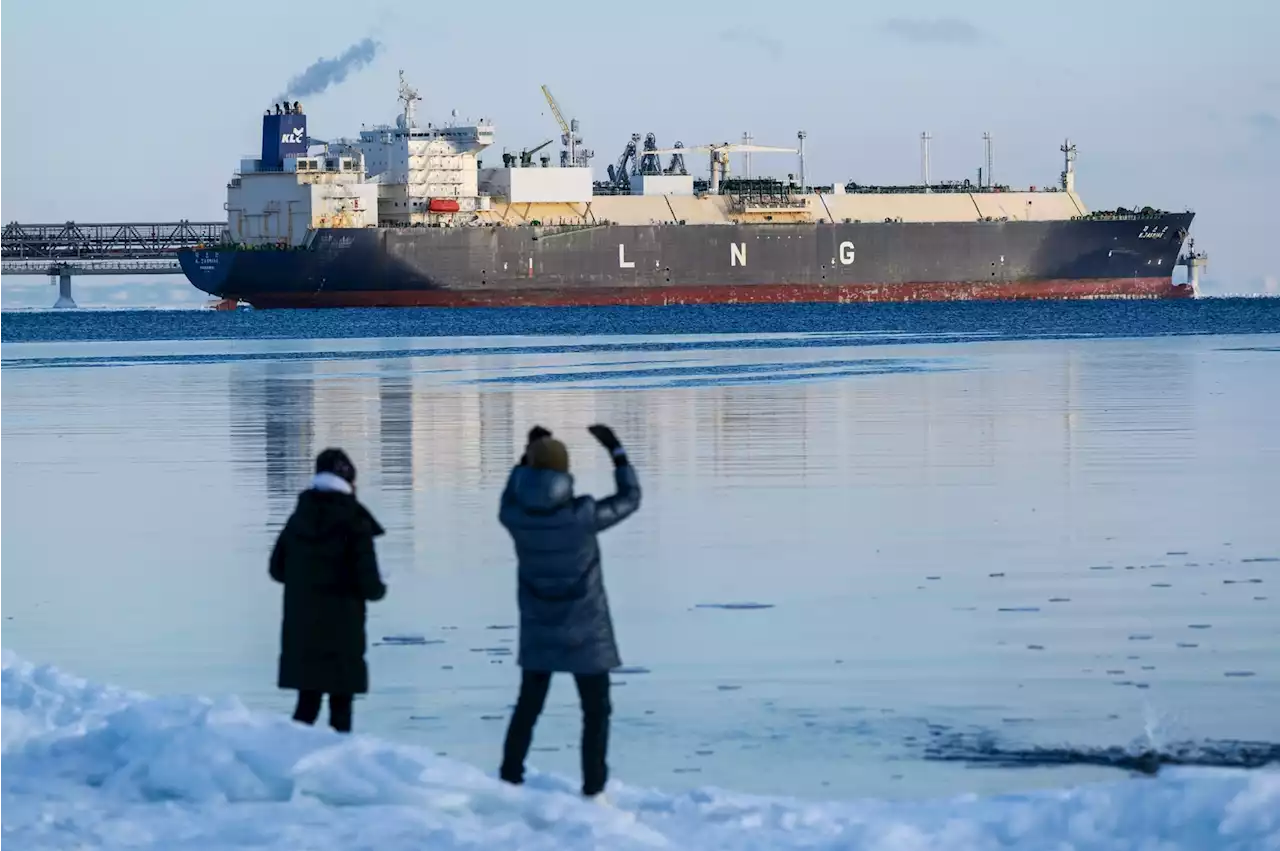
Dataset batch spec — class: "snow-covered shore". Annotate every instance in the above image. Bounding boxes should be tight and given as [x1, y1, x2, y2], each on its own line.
[3, 649, 1277, 850]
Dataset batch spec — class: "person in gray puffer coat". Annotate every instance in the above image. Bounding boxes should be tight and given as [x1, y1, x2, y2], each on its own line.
[498, 423, 641, 800]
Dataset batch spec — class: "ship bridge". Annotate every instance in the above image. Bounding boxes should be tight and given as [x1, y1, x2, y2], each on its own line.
[352, 71, 495, 225]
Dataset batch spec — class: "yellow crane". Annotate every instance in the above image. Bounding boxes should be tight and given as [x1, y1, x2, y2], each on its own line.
[541, 85, 569, 136]
[541, 85, 592, 168]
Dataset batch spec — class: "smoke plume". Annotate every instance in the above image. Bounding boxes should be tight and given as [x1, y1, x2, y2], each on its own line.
[277, 38, 381, 101]
[881, 17, 986, 45]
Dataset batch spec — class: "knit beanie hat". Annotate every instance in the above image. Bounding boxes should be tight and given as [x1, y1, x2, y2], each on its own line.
[528, 437, 569, 473]
[315, 447, 357, 484]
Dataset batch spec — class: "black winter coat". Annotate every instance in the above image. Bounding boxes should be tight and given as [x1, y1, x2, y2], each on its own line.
[499, 463, 641, 674]
[269, 489, 387, 695]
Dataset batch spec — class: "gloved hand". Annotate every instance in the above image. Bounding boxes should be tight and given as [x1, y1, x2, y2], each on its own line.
[520, 425, 553, 465]
[588, 424, 628, 467]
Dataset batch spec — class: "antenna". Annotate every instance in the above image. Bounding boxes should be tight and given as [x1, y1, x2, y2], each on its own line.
[920, 132, 932, 191]
[983, 132, 994, 189]
[397, 70, 422, 129]
[741, 131, 754, 178]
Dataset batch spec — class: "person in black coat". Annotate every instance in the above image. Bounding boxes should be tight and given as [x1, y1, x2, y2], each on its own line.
[498, 424, 641, 799]
[269, 448, 387, 732]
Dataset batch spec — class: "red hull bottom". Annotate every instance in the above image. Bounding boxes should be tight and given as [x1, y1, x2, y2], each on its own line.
[239, 278, 1193, 309]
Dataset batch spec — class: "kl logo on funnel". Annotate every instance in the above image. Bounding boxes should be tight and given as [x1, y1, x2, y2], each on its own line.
[281, 128, 305, 144]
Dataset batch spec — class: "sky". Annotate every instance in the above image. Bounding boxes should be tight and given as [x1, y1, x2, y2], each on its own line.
[2, 0, 1278, 294]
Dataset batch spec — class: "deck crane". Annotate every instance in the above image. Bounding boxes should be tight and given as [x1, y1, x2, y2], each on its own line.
[639, 133, 663, 175]
[541, 85, 593, 168]
[644, 142, 797, 192]
[521, 139, 555, 167]
[502, 138, 556, 168]
[606, 133, 642, 189]
[663, 142, 688, 176]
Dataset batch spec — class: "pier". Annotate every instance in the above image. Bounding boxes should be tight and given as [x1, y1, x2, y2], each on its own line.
[1, 221, 223, 307]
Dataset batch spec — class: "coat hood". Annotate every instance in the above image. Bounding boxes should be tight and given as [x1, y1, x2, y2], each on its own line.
[508, 466, 575, 512]
[292, 489, 385, 540]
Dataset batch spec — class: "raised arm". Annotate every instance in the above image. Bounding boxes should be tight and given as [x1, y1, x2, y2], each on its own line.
[593, 463, 641, 533]
[587, 424, 642, 533]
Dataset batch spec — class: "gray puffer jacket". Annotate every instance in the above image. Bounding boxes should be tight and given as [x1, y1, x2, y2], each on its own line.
[498, 462, 641, 674]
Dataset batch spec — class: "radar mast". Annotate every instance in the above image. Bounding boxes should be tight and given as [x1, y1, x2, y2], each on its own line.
[398, 70, 421, 129]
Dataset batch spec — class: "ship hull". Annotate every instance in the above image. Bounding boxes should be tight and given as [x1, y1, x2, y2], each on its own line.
[180, 215, 1195, 308]
[228, 279, 1187, 307]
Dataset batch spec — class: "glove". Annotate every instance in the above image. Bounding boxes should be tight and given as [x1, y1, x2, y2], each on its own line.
[588, 424, 628, 467]
[587, 424, 620, 451]
[520, 426, 552, 465]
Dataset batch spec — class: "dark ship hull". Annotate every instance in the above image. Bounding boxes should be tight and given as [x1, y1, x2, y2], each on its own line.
[179, 213, 1195, 308]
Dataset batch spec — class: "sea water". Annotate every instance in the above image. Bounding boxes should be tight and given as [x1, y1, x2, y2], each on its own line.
[3, 300, 1278, 808]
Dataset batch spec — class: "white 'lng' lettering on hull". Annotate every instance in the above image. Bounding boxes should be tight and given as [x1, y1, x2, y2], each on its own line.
[730, 243, 746, 266]
[618, 244, 635, 269]
[839, 241, 855, 265]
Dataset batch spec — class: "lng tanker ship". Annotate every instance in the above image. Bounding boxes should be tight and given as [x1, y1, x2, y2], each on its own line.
[179, 74, 1201, 308]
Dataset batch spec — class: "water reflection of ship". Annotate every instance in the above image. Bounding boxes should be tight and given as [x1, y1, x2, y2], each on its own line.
[229, 361, 316, 528]
[232, 362, 425, 523]
[229, 342, 1194, 543]
[229, 358, 525, 566]
[222, 355, 1066, 501]
[378, 366, 413, 493]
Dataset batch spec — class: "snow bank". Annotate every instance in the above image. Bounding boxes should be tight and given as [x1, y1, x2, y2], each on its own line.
[3, 649, 1278, 850]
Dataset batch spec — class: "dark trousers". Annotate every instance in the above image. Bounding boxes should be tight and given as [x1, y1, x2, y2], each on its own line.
[293, 690, 354, 733]
[500, 669, 611, 796]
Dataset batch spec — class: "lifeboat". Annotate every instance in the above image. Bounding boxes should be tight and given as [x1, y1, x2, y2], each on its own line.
[428, 198, 461, 213]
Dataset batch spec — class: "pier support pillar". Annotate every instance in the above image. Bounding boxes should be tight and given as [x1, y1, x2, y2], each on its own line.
[53, 270, 77, 308]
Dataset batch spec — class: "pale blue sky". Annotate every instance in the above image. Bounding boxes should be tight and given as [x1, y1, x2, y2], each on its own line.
[3, 0, 1277, 292]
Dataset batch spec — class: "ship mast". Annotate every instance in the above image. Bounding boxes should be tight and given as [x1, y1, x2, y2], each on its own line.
[797, 130, 807, 189]
[1060, 139, 1077, 193]
[398, 70, 421, 129]
[983, 132, 994, 189]
[920, 132, 932, 191]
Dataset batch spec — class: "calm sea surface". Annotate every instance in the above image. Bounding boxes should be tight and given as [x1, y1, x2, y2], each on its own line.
[3, 300, 1279, 801]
